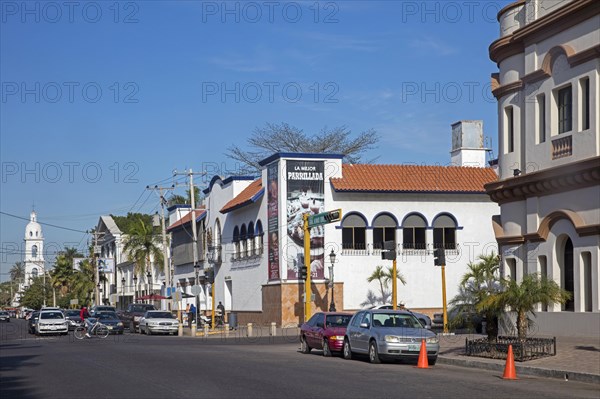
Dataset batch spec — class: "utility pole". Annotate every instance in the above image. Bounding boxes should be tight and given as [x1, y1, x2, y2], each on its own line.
[147, 184, 174, 310]
[89, 231, 104, 307]
[173, 169, 205, 314]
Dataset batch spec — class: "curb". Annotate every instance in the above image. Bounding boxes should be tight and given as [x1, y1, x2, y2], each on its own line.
[437, 356, 600, 385]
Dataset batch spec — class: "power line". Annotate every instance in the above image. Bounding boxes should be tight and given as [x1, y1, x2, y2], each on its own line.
[0, 211, 88, 233]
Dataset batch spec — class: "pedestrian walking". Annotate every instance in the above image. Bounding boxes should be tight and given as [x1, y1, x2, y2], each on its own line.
[189, 303, 196, 328]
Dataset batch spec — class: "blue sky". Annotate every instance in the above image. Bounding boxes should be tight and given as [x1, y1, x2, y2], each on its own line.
[0, 0, 509, 280]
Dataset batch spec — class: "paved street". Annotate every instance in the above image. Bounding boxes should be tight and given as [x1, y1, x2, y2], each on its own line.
[1, 320, 599, 399]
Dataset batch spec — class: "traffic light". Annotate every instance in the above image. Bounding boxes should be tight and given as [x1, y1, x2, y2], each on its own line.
[324, 209, 341, 223]
[299, 266, 308, 280]
[381, 240, 397, 260]
[204, 269, 215, 284]
[433, 248, 446, 266]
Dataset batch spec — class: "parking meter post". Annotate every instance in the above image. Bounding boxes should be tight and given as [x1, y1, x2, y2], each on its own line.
[203, 324, 209, 337]
[191, 321, 197, 337]
[178, 322, 183, 337]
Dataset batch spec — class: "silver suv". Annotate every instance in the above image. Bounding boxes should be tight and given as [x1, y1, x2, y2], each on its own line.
[343, 309, 439, 364]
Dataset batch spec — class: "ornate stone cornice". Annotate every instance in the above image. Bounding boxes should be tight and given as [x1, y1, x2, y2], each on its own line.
[489, 0, 599, 65]
[485, 156, 600, 204]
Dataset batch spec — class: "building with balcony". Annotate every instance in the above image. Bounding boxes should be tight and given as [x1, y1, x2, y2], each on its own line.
[486, 0, 599, 336]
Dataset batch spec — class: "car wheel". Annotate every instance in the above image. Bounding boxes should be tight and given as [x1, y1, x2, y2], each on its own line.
[428, 356, 437, 366]
[369, 341, 381, 364]
[342, 339, 352, 360]
[322, 338, 331, 357]
[146, 326, 152, 335]
[300, 335, 311, 354]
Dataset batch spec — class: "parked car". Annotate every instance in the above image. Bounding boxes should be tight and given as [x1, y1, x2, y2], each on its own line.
[138, 310, 179, 335]
[119, 303, 157, 332]
[343, 309, 439, 364]
[367, 305, 432, 329]
[28, 311, 40, 334]
[432, 305, 483, 333]
[300, 312, 353, 356]
[63, 309, 82, 331]
[0, 311, 10, 322]
[95, 311, 124, 334]
[36, 310, 68, 335]
[90, 305, 117, 316]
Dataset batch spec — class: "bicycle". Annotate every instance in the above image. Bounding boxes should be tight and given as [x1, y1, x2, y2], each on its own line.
[74, 319, 109, 339]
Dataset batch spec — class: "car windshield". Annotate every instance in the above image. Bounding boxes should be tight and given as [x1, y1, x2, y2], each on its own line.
[372, 313, 422, 328]
[65, 310, 80, 316]
[132, 305, 154, 313]
[147, 312, 173, 319]
[0, 312, 8, 316]
[97, 312, 118, 320]
[325, 315, 352, 327]
[40, 312, 64, 320]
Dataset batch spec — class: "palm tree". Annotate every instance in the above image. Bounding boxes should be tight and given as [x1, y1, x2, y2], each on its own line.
[123, 217, 163, 291]
[70, 258, 96, 306]
[51, 247, 80, 296]
[450, 252, 502, 340]
[367, 265, 407, 304]
[10, 261, 25, 282]
[479, 273, 571, 341]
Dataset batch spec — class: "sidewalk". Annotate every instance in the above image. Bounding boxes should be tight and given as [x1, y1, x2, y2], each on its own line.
[437, 333, 600, 384]
[180, 326, 600, 384]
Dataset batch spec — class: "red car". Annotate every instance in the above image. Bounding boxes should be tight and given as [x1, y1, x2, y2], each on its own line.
[300, 312, 353, 356]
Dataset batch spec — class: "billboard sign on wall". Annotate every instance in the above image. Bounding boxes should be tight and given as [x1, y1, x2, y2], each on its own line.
[267, 162, 280, 281]
[286, 160, 325, 280]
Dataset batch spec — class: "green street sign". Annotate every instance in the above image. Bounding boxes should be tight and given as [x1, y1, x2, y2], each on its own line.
[308, 209, 342, 228]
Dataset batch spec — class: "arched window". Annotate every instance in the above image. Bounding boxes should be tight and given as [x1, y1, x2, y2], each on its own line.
[373, 213, 396, 249]
[233, 226, 240, 259]
[247, 221, 254, 257]
[32, 268, 39, 278]
[32, 245, 38, 258]
[402, 214, 427, 249]
[433, 214, 457, 249]
[562, 237, 574, 312]
[342, 214, 367, 250]
[255, 220, 264, 255]
[240, 224, 247, 259]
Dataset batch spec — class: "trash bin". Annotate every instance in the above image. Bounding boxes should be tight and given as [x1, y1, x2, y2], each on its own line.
[228, 312, 237, 330]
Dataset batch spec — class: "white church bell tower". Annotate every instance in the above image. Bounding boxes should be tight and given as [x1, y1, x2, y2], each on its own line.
[24, 211, 45, 287]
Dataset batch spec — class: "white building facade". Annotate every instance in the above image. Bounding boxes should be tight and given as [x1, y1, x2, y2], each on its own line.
[171, 122, 500, 326]
[486, 0, 600, 336]
[95, 215, 168, 309]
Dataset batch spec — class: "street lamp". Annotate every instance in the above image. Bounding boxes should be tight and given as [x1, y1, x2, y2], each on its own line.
[146, 271, 152, 303]
[133, 275, 138, 302]
[328, 249, 336, 312]
[121, 276, 126, 309]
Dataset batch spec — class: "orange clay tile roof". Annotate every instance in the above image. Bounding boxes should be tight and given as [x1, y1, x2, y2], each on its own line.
[220, 179, 264, 214]
[166, 209, 206, 232]
[330, 164, 498, 193]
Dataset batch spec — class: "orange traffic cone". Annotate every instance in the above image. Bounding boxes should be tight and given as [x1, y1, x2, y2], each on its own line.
[502, 344, 518, 380]
[416, 339, 429, 369]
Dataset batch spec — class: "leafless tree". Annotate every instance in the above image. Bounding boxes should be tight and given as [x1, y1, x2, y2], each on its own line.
[226, 122, 379, 173]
